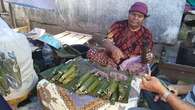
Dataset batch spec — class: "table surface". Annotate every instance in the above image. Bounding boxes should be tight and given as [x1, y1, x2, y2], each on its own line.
[37, 77, 141, 110]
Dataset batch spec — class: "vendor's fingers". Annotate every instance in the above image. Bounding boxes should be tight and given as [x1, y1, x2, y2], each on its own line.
[118, 50, 125, 57]
[146, 53, 154, 63]
[114, 58, 120, 64]
[146, 53, 153, 59]
[144, 74, 151, 80]
[94, 72, 99, 76]
[154, 95, 160, 102]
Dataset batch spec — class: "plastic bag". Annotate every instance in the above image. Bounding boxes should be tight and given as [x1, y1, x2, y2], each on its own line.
[119, 56, 148, 76]
[0, 49, 22, 96]
[0, 17, 38, 100]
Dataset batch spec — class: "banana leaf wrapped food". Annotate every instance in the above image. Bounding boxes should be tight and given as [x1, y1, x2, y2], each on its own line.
[42, 58, 133, 104]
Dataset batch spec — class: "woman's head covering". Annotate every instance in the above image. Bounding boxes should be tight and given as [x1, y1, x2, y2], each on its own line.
[129, 2, 149, 17]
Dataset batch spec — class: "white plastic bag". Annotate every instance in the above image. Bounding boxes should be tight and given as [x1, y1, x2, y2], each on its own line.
[0, 49, 22, 96]
[0, 17, 38, 100]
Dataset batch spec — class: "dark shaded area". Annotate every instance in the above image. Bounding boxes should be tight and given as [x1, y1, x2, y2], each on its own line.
[0, 95, 12, 110]
[176, 46, 195, 67]
[184, 20, 195, 27]
[32, 44, 89, 72]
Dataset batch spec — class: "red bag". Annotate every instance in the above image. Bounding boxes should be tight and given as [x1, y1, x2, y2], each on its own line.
[87, 49, 117, 68]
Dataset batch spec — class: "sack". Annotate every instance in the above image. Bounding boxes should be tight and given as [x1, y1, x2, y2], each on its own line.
[0, 18, 38, 100]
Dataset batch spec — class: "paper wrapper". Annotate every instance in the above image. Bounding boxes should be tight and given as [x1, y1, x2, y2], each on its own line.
[37, 78, 140, 110]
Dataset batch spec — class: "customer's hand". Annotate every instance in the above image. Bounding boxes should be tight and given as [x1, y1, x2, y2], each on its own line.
[110, 46, 125, 64]
[140, 74, 168, 96]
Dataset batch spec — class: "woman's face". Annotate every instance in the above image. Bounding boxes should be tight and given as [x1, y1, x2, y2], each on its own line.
[128, 11, 145, 29]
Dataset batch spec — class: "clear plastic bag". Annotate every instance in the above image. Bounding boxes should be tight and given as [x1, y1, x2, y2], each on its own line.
[0, 49, 22, 96]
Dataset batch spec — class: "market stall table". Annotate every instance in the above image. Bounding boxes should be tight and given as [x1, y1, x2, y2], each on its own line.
[37, 58, 142, 110]
[37, 78, 141, 110]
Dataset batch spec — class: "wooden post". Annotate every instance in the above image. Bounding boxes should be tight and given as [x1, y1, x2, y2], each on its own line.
[8, 2, 17, 28]
[0, 0, 6, 12]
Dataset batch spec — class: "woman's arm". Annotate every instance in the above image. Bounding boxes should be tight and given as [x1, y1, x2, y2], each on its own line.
[92, 33, 124, 64]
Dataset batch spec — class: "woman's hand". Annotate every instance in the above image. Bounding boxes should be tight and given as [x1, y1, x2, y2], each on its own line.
[110, 46, 125, 64]
[146, 52, 154, 63]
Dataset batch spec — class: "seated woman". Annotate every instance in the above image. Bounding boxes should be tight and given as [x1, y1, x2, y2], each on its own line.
[87, 2, 154, 75]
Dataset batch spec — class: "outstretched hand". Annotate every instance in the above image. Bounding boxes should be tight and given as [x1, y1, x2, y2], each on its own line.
[140, 74, 168, 96]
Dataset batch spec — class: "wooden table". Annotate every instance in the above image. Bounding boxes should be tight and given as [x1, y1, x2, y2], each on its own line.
[159, 63, 195, 82]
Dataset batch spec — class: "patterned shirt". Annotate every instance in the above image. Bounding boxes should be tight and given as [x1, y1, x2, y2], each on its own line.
[107, 20, 153, 57]
[183, 85, 195, 106]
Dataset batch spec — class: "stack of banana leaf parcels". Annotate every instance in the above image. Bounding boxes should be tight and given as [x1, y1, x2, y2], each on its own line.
[40, 57, 133, 105]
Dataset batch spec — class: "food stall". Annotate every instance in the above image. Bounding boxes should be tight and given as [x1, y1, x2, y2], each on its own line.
[3, 1, 193, 109]
[37, 57, 143, 110]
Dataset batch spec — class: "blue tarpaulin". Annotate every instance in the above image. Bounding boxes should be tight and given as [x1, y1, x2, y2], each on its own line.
[38, 34, 62, 49]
